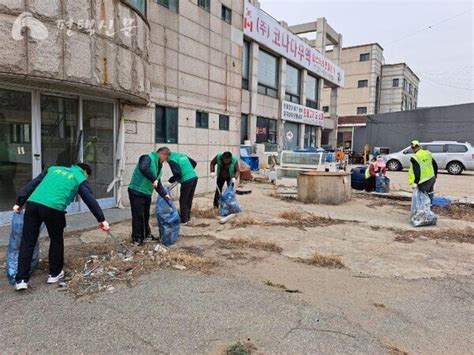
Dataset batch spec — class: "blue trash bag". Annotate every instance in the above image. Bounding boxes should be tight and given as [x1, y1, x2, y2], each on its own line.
[219, 185, 242, 217]
[410, 188, 437, 227]
[6, 211, 41, 285]
[432, 196, 452, 208]
[156, 190, 180, 246]
[375, 176, 390, 193]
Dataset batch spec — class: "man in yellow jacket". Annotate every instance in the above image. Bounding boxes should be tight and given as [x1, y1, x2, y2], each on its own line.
[408, 140, 438, 203]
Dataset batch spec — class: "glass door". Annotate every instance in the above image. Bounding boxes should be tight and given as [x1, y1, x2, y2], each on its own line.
[283, 121, 299, 151]
[82, 99, 115, 209]
[0, 89, 32, 224]
[40, 94, 80, 212]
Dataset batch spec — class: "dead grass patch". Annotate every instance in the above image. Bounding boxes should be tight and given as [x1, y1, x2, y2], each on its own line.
[434, 204, 474, 222]
[65, 240, 217, 298]
[192, 207, 219, 219]
[373, 303, 386, 309]
[394, 227, 474, 244]
[386, 344, 408, 355]
[296, 253, 345, 269]
[230, 211, 350, 229]
[216, 238, 283, 253]
[264, 280, 302, 293]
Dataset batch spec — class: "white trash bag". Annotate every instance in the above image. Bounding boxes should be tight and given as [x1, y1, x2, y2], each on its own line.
[410, 187, 437, 227]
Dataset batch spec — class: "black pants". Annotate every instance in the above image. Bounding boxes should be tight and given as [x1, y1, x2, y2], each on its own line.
[418, 177, 436, 205]
[214, 177, 231, 208]
[365, 176, 376, 192]
[128, 189, 152, 242]
[180, 179, 198, 223]
[16, 202, 66, 282]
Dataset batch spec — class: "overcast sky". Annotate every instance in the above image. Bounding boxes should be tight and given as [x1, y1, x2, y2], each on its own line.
[259, 0, 474, 107]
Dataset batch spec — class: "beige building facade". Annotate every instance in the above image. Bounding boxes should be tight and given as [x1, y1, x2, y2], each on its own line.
[321, 42, 419, 117]
[0, 0, 343, 223]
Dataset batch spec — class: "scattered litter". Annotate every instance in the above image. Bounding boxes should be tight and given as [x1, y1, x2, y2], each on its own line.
[219, 213, 236, 224]
[264, 280, 302, 293]
[419, 236, 429, 241]
[373, 303, 386, 309]
[154, 244, 168, 254]
[58, 282, 68, 291]
[432, 196, 452, 208]
[106, 286, 115, 292]
[172, 264, 187, 270]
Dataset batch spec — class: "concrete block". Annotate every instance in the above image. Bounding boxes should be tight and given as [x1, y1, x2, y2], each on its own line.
[149, 23, 165, 45]
[210, 65, 226, 84]
[0, 0, 25, 13]
[65, 32, 93, 82]
[126, 121, 154, 143]
[208, 129, 219, 145]
[165, 48, 178, 70]
[178, 72, 209, 96]
[117, 47, 132, 91]
[178, 34, 209, 62]
[164, 28, 179, 51]
[149, 43, 165, 65]
[178, 144, 208, 160]
[116, 2, 132, 48]
[0, 14, 27, 73]
[122, 104, 153, 124]
[149, 63, 165, 86]
[209, 31, 222, 51]
[166, 68, 179, 89]
[94, 0, 115, 37]
[132, 55, 146, 94]
[28, 0, 61, 19]
[94, 37, 117, 87]
[179, 53, 208, 78]
[209, 82, 226, 100]
[65, 0, 91, 24]
[28, 23, 62, 78]
[178, 108, 196, 128]
[209, 48, 225, 68]
[178, 126, 197, 144]
[124, 142, 154, 165]
[135, 13, 147, 53]
[179, 14, 209, 45]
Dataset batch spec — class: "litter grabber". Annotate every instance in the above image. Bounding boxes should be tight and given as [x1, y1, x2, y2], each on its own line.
[106, 230, 133, 258]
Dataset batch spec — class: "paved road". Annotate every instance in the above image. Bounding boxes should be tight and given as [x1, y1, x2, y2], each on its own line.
[1, 268, 473, 354]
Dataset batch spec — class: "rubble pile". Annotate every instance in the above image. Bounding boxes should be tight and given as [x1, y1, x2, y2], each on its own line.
[64, 241, 216, 297]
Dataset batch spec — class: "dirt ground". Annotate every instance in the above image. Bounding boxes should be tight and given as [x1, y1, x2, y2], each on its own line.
[1, 181, 473, 353]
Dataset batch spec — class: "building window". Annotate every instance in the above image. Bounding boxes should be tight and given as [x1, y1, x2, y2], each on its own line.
[221, 5, 231, 24]
[360, 53, 370, 62]
[123, 0, 146, 17]
[306, 75, 319, 109]
[198, 0, 210, 11]
[322, 106, 329, 113]
[304, 125, 317, 148]
[409, 83, 413, 94]
[393, 78, 399, 87]
[219, 114, 229, 130]
[258, 50, 278, 98]
[240, 114, 248, 144]
[256, 117, 277, 144]
[196, 111, 209, 128]
[155, 105, 178, 144]
[403, 79, 408, 91]
[285, 64, 300, 103]
[414, 87, 418, 98]
[157, 0, 178, 12]
[358, 80, 368, 88]
[10, 123, 31, 143]
[357, 107, 367, 115]
[242, 40, 250, 90]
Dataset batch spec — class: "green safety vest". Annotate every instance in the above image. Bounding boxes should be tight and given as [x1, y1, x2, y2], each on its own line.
[408, 149, 435, 185]
[169, 152, 197, 183]
[129, 152, 162, 196]
[28, 165, 87, 211]
[217, 153, 237, 178]
[365, 162, 376, 179]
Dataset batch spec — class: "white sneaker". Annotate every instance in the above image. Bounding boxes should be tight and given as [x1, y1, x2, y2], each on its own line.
[47, 270, 64, 284]
[15, 280, 28, 291]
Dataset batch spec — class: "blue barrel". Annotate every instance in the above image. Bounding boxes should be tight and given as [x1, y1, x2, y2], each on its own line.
[241, 156, 259, 171]
[351, 166, 367, 190]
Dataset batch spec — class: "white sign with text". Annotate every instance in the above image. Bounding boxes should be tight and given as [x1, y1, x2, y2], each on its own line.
[282, 101, 324, 127]
[243, 2, 344, 87]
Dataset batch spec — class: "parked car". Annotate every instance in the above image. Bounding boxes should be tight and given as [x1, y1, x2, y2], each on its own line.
[383, 141, 474, 175]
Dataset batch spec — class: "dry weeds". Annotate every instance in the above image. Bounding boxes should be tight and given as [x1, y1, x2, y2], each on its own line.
[230, 211, 349, 229]
[192, 207, 219, 219]
[394, 227, 474, 244]
[373, 303, 386, 309]
[296, 253, 345, 269]
[264, 280, 301, 293]
[65, 240, 217, 298]
[433, 204, 474, 222]
[216, 237, 283, 253]
[386, 344, 408, 355]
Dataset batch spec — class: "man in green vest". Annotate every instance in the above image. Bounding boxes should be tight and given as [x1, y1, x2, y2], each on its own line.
[13, 163, 110, 291]
[128, 147, 171, 245]
[210, 151, 240, 208]
[408, 140, 438, 203]
[167, 152, 198, 224]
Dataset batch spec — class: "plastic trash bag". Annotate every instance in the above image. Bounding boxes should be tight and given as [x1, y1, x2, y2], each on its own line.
[156, 189, 180, 246]
[375, 176, 390, 193]
[219, 185, 242, 217]
[410, 188, 437, 227]
[6, 211, 41, 285]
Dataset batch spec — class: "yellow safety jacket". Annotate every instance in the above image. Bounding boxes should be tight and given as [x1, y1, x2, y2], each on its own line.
[365, 162, 377, 179]
[408, 149, 435, 185]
